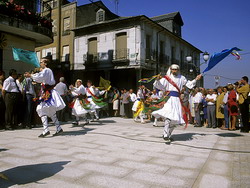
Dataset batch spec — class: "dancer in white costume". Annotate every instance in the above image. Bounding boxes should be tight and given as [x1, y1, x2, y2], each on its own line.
[32, 58, 65, 137]
[86, 80, 106, 121]
[132, 86, 145, 123]
[152, 64, 202, 142]
[70, 79, 90, 126]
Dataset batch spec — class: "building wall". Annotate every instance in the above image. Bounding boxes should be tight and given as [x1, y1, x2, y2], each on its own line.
[36, 2, 76, 68]
[74, 26, 141, 70]
[2, 33, 36, 74]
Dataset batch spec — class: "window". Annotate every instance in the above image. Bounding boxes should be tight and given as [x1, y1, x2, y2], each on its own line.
[88, 38, 98, 63]
[115, 32, 127, 60]
[62, 45, 69, 62]
[52, 47, 56, 60]
[146, 35, 152, 59]
[36, 51, 41, 63]
[96, 9, 105, 22]
[52, 19, 57, 35]
[63, 17, 70, 34]
[180, 50, 184, 67]
[171, 46, 175, 63]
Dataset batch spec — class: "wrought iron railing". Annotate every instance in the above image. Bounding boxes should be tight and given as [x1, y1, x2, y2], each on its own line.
[113, 48, 129, 60]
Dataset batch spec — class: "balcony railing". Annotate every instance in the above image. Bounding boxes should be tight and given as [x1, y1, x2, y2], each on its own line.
[0, 1, 52, 30]
[159, 53, 170, 65]
[145, 48, 156, 61]
[113, 48, 129, 60]
[86, 53, 98, 64]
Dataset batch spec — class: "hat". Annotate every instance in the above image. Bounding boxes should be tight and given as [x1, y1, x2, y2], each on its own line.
[166, 64, 180, 76]
[170, 64, 179, 70]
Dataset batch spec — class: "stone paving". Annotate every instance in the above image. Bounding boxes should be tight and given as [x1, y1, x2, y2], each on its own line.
[0, 117, 250, 188]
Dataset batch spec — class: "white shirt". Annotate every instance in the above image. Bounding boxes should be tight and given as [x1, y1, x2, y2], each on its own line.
[129, 93, 137, 102]
[223, 91, 229, 104]
[16, 80, 23, 92]
[2, 76, 19, 93]
[136, 89, 144, 99]
[153, 74, 197, 92]
[32, 68, 55, 85]
[54, 82, 68, 96]
[206, 94, 217, 105]
[71, 85, 86, 96]
[193, 92, 203, 103]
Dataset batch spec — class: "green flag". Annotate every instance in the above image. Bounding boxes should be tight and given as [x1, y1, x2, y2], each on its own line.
[12, 47, 40, 67]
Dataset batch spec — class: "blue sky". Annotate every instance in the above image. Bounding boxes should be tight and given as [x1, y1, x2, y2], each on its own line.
[77, 0, 250, 88]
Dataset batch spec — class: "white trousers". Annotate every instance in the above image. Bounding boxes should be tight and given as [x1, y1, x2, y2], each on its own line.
[90, 110, 99, 120]
[134, 112, 144, 123]
[163, 119, 176, 138]
[41, 113, 61, 134]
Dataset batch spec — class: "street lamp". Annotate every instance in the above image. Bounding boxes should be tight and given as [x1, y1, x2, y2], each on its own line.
[186, 51, 210, 73]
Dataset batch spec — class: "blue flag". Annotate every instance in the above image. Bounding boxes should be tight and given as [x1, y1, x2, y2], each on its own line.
[12, 47, 40, 67]
[202, 47, 241, 73]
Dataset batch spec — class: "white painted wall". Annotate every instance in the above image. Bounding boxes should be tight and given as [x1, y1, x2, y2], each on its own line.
[74, 26, 142, 70]
[73, 21, 200, 71]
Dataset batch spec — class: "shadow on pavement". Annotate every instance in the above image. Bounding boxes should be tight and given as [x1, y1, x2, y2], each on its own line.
[0, 161, 70, 187]
[172, 133, 207, 141]
[60, 128, 95, 136]
[216, 132, 243, 137]
[0, 148, 8, 152]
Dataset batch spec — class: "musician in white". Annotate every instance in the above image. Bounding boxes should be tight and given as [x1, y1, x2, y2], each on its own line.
[152, 64, 202, 142]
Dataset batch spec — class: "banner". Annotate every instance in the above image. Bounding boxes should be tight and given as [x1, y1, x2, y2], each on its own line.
[12, 47, 40, 67]
[203, 47, 241, 73]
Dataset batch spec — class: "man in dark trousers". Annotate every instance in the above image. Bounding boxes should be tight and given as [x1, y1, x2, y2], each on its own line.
[236, 76, 250, 133]
[2, 69, 20, 130]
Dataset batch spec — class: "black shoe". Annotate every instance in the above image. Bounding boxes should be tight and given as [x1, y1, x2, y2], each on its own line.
[53, 129, 63, 136]
[212, 126, 217, 129]
[72, 121, 79, 125]
[38, 131, 50, 138]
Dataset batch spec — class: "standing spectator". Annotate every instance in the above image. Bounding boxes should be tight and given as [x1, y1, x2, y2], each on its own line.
[216, 87, 225, 128]
[205, 89, 217, 128]
[222, 86, 229, 130]
[122, 88, 130, 118]
[16, 73, 25, 127]
[2, 69, 20, 130]
[54, 77, 69, 122]
[0, 71, 5, 129]
[129, 89, 137, 118]
[236, 76, 250, 133]
[201, 89, 208, 127]
[193, 87, 203, 127]
[119, 89, 125, 117]
[189, 89, 195, 124]
[112, 88, 119, 116]
[228, 84, 238, 130]
[23, 71, 36, 129]
[107, 90, 114, 117]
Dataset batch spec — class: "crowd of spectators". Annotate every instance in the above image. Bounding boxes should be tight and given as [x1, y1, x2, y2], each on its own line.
[0, 69, 249, 133]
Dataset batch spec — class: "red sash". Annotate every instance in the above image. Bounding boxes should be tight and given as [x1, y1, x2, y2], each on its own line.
[163, 76, 191, 128]
[86, 87, 98, 99]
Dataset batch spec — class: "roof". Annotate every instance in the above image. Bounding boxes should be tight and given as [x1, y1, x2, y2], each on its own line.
[151, 12, 184, 26]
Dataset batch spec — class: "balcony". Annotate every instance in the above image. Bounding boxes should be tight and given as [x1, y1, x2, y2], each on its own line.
[84, 50, 114, 70]
[145, 48, 156, 62]
[112, 48, 130, 65]
[0, 2, 53, 47]
[159, 53, 170, 65]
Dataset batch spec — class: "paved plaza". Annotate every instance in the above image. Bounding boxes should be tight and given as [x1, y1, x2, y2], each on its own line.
[0, 117, 250, 188]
